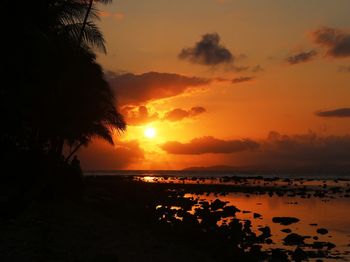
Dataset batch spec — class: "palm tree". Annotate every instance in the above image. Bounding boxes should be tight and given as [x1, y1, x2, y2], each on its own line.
[2, 0, 126, 159]
[54, 44, 126, 160]
[78, 0, 112, 50]
[42, 41, 126, 158]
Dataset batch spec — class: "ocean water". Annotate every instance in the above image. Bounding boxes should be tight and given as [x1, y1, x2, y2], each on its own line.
[182, 192, 350, 260]
[85, 170, 350, 260]
[84, 170, 350, 180]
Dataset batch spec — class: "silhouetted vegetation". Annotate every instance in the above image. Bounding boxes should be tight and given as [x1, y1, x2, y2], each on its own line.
[1, 0, 125, 214]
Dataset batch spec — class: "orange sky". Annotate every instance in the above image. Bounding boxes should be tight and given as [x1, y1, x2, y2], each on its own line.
[79, 0, 350, 170]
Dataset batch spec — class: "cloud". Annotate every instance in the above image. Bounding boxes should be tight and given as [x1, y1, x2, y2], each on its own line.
[178, 33, 234, 66]
[251, 65, 264, 73]
[122, 106, 207, 125]
[253, 131, 350, 169]
[316, 108, 350, 117]
[98, 11, 112, 17]
[312, 27, 350, 58]
[163, 106, 206, 122]
[114, 12, 125, 21]
[286, 50, 318, 64]
[231, 65, 250, 72]
[186, 132, 350, 171]
[79, 139, 144, 170]
[161, 136, 259, 155]
[338, 65, 350, 72]
[121, 106, 159, 125]
[107, 72, 211, 106]
[79, 133, 350, 171]
[98, 11, 125, 21]
[230, 65, 264, 73]
[232, 76, 254, 84]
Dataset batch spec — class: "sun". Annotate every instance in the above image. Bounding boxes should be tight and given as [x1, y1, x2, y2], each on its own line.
[144, 127, 156, 139]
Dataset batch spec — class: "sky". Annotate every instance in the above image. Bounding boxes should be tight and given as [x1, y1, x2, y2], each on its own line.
[79, 0, 350, 170]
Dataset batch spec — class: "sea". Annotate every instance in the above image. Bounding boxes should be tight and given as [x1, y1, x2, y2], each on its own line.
[84, 170, 350, 260]
[84, 170, 350, 180]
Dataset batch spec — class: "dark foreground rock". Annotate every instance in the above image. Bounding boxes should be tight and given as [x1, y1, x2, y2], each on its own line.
[316, 228, 328, 235]
[283, 233, 308, 245]
[272, 217, 300, 225]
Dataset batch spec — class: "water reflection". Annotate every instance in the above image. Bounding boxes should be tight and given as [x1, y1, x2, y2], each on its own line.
[147, 175, 350, 260]
[183, 192, 350, 257]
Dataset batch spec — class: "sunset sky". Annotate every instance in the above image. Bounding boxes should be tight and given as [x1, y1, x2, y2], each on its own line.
[80, 0, 350, 170]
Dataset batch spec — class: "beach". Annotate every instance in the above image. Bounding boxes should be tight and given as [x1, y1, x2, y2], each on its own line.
[1, 173, 350, 261]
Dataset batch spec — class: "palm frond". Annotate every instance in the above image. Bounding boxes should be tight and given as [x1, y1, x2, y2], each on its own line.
[60, 22, 106, 53]
[95, 0, 113, 4]
[90, 124, 114, 145]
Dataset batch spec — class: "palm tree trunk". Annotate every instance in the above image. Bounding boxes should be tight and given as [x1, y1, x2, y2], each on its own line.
[65, 141, 85, 162]
[56, 138, 64, 156]
[78, 0, 94, 46]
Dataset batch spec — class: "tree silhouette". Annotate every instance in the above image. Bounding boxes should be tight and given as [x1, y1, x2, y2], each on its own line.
[78, 0, 112, 50]
[2, 0, 125, 169]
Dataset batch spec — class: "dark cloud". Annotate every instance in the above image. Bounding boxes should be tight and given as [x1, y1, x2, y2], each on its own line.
[237, 53, 248, 60]
[190, 106, 206, 115]
[79, 139, 144, 170]
[107, 72, 211, 106]
[161, 136, 259, 155]
[122, 106, 207, 125]
[312, 27, 350, 58]
[251, 65, 264, 73]
[164, 109, 188, 122]
[231, 65, 263, 73]
[121, 106, 159, 125]
[178, 33, 234, 65]
[232, 65, 250, 72]
[163, 106, 206, 122]
[338, 65, 350, 72]
[286, 50, 318, 64]
[208, 132, 350, 171]
[254, 131, 350, 169]
[232, 76, 254, 84]
[316, 108, 350, 118]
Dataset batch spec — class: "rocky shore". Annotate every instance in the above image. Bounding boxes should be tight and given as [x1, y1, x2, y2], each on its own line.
[1, 176, 349, 261]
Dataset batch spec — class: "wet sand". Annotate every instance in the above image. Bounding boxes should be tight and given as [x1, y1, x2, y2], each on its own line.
[1, 175, 350, 261]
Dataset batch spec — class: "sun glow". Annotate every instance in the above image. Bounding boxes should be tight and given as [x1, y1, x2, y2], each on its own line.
[144, 127, 156, 139]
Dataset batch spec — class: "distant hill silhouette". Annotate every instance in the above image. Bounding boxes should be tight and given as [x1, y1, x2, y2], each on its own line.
[183, 165, 350, 174]
[183, 165, 253, 171]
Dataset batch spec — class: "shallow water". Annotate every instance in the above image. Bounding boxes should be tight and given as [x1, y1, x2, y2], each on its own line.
[184, 192, 350, 260]
[133, 173, 350, 260]
[85, 171, 350, 260]
[85, 170, 350, 180]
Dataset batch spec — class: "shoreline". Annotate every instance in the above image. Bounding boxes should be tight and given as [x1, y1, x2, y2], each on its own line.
[1, 176, 349, 261]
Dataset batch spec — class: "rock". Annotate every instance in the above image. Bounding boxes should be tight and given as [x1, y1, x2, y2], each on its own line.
[270, 249, 289, 261]
[258, 226, 271, 238]
[316, 228, 328, 235]
[272, 217, 300, 225]
[292, 247, 308, 261]
[94, 254, 119, 262]
[253, 213, 262, 219]
[222, 205, 240, 217]
[210, 199, 227, 211]
[199, 200, 210, 207]
[283, 233, 306, 245]
[281, 228, 292, 233]
[310, 241, 336, 250]
[265, 238, 273, 244]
